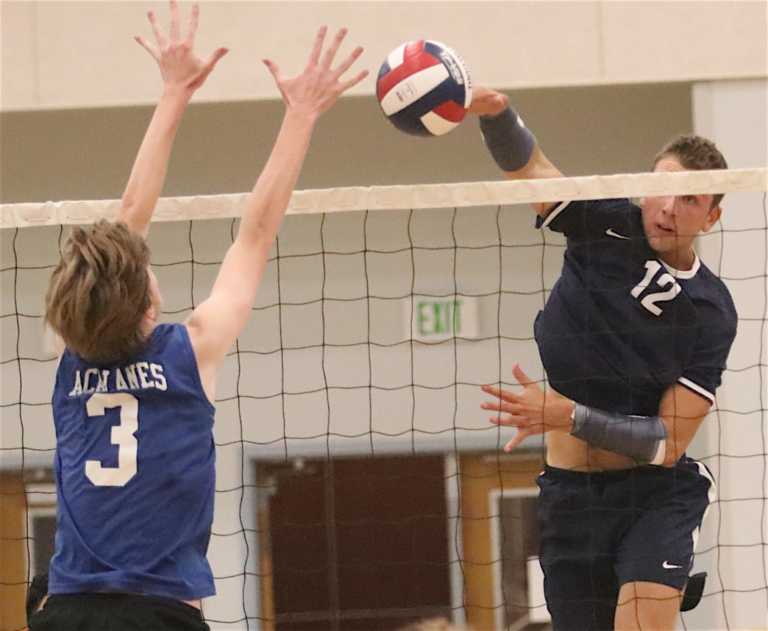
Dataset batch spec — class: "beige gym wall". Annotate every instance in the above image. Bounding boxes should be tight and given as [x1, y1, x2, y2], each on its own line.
[2, 1, 765, 110]
[1, 82, 693, 203]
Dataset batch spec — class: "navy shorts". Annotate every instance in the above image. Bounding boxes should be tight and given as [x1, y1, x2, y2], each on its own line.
[536, 457, 715, 631]
[29, 593, 210, 631]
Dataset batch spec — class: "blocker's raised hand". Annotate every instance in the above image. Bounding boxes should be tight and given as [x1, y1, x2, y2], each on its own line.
[263, 26, 368, 119]
[135, 0, 228, 94]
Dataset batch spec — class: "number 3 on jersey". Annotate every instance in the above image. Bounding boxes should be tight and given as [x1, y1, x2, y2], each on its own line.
[85, 392, 138, 487]
[630, 260, 682, 316]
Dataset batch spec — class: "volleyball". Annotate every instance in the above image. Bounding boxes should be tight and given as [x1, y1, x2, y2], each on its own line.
[376, 40, 472, 137]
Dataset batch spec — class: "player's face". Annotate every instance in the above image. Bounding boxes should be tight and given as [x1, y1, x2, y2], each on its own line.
[640, 157, 722, 265]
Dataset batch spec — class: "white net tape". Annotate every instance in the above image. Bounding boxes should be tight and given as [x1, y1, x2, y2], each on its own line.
[2, 168, 765, 228]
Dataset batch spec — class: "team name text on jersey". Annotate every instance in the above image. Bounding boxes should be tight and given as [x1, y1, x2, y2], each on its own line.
[68, 362, 167, 397]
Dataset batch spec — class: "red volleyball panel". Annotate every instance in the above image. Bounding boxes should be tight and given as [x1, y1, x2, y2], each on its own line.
[432, 100, 467, 123]
[403, 40, 425, 61]
[376, 41, 442, 101]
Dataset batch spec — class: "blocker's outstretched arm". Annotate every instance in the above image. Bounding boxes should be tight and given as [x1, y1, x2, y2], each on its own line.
[119, 1, 228, 238]
[186, 27, 367, 401]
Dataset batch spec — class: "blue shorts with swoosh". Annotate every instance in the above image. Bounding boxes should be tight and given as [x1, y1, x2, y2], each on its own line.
[536, 457, 715, 630]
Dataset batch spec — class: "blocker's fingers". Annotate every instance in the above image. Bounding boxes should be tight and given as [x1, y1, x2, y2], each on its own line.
[204, 47, 229, 71]
[307, 26, 328, 68]
[332, 46, 363, 78]
[321, 27, 348, 69]
[135, 35, 159, 61]
[169, 0, 181, 41]
[147, 10, 167, 48]
[262, 58, 282, 82]
[339, 69, 369, 93]
[185, 3, 200, 46]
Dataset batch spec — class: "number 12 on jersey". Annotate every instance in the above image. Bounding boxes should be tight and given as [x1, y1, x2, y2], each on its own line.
[630, 260, 682, 317]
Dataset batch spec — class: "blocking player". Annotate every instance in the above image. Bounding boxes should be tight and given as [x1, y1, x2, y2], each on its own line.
[472, 87, 735, 631]
[34, 2, 367, 629]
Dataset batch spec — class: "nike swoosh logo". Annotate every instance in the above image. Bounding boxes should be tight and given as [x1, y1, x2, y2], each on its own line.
[606, 228, 631, 240]
[662, 561, 683, 569]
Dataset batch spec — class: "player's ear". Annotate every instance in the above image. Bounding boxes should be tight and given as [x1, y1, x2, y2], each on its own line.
[701, 204, 722, 233]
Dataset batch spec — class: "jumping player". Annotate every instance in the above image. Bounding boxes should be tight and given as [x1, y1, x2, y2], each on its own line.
[473, 87, 735, 631]
[33, 2, 367, 629]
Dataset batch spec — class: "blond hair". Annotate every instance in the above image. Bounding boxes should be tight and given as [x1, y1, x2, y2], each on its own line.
[45, 220, 151, 365]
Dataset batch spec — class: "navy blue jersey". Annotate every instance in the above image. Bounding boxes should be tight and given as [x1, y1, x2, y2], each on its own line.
[49, 323, 216, 601]
[534, 198, 737, 416]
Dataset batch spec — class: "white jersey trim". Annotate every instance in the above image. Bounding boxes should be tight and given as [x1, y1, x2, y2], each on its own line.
[678, 376, 715, 403]
[540, 201, 570, 229]
[661, 254, 701, 279]
[690, 460, 717, 556]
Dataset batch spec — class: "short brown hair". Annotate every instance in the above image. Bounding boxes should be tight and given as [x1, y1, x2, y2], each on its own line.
[654, 134, 728, 207]
[45, 220, 152, 365]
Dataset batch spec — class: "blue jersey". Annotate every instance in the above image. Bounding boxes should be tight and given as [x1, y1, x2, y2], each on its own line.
[49, 323, 216, 600]
[534, 198, 737, 416]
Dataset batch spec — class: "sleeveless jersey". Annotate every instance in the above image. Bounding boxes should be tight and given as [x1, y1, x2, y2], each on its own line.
[49, 323, 216, 600]
[534, 198, 737, 416]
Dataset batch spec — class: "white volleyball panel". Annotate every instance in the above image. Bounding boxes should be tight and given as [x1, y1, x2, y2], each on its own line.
[386, 43, 407, 70]
[420, 111, 460, 137]
[379, 64, 450, 116]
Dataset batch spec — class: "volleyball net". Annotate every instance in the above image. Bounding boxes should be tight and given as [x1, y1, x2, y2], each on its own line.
[1, 168, 766, 630]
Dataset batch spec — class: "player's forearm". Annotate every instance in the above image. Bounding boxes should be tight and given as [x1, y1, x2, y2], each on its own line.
[119, 88, 191, 237]
[653, 385, 709, 466]
[238, 110, 317, 245]
[501, 146, 563, 216]
[657, 415, 702, 467]
[657, 425, 685, 467]
[479, 108, 563, 216]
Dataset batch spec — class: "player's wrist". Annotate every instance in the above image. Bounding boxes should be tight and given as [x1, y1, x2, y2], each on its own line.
[160, 84, 194, 105]
[551, 396, 576, 432]
[565, 400, 576, 432]
[283, 107, 320, 128]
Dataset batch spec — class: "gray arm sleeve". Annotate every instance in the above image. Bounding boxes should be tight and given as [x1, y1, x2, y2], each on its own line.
[479, 107, 536, 172]
[571, 403, 668, 465]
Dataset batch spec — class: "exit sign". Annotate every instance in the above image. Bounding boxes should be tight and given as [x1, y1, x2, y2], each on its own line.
[407, 295, 480, 342]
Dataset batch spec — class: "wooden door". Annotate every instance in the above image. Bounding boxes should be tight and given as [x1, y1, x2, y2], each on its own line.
[257, 455, 452, 631]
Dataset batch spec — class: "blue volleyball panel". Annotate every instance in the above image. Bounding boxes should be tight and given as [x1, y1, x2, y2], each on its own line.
[377, 60, 391, 81]
[388, 109, 431, 136]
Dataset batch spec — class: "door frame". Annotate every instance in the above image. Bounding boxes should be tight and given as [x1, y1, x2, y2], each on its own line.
[0, 473, 28, 631]
[459, 452, 544, 631]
